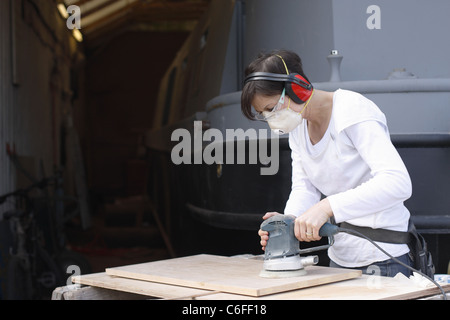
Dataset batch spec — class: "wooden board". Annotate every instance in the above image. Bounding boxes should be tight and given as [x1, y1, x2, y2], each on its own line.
[72, 273, 212, 299]
[105, 254, 361, 297]
[198, 275, 450, 300]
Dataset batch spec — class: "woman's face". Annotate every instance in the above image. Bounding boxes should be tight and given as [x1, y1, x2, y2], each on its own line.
[252, 90, 291, 119]
[251, 91, 305, 135]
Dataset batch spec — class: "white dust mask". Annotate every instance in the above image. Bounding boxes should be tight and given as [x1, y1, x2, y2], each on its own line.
[265, 89, 314, 135]
[265, 108, 304, 135]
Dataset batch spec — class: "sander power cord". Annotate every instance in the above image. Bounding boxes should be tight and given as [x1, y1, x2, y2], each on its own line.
[336, 226, 447, 300]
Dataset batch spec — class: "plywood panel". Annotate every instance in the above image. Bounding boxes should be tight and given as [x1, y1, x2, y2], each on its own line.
[73, 272, 211, 299]
[105, 254, 361, 297]
[199, 275, 450, 300]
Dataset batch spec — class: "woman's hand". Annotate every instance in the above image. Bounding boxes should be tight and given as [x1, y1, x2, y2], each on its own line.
[257, 212, 280, 251]
[295, 199, 333, 242]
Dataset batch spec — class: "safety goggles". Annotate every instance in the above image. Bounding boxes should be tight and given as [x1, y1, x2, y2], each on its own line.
[254, 89, 287, 121]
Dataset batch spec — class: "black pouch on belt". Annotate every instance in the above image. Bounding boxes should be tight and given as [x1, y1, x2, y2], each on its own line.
[338, 219, 435, 278]
[407, 221, 435, 278]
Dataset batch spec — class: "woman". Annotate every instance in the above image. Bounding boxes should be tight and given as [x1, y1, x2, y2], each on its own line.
[242, 49, 413, 277]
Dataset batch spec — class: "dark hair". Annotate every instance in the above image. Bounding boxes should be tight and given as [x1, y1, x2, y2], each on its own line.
[241, 49, 309, 120]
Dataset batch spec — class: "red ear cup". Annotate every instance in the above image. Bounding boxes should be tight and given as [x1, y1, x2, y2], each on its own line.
[285, 74, 313, 104]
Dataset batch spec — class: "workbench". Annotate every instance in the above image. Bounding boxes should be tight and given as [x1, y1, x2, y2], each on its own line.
[52, 254, 450, 301]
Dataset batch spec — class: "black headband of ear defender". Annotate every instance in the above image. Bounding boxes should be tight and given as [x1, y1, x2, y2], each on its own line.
[244, 72, 312, 90]
[244, 72, 313, 104]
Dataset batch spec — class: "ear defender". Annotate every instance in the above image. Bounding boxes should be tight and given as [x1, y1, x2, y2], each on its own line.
[244, 55, 313, 104]
[285, 73, 313, 104]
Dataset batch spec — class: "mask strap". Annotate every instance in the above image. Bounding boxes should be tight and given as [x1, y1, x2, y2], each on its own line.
[276, 54, 291, 110]
[275, 54, 290, 75]
[298, 89, 315, 115]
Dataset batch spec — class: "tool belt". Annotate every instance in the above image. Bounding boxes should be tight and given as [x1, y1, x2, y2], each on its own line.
[336, 220, 435, 278]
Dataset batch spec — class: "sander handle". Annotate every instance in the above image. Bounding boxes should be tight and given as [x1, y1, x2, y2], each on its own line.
[319, 222, 340, 237]
[298, 222, 338, 255]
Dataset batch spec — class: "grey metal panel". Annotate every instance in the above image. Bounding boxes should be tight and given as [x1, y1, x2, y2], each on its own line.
[244, 0, 450, 82]
[314, 79, 450, 133]
[332, 0, 450, 81]
[244, 0, 334, 82]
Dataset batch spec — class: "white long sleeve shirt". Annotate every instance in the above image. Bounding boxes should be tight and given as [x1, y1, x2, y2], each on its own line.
[284, 89, 412, 267]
